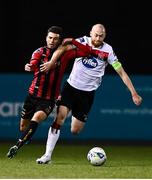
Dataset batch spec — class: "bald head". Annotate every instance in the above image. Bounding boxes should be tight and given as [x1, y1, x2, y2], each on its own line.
[90, 23, 106, 47]
[91, 24, 106, 33]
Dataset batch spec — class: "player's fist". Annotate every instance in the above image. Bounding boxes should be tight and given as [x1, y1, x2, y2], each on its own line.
[25, 63, 32, 72]
[62, 38, 73, 46]
[132, 94, 142, 106]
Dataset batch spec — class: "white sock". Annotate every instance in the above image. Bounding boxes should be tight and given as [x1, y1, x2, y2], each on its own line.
[45, 126, 60, 158]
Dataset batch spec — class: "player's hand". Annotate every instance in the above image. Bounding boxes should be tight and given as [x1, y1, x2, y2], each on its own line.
[132, 94, 142, 106]
[40, 62, 50, 73]
[62, 38, 73, 46]
[25, 63, 32, 72]
[40, 62, 56, 73]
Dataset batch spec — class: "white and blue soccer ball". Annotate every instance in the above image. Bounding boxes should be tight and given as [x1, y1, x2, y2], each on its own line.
[87, 147, 107, 166]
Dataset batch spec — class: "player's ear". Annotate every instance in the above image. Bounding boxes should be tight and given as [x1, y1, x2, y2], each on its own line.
[90, 30, 92, 37]
[103, 32, 106, 39]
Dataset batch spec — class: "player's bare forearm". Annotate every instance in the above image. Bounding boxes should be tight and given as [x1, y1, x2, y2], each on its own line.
[116, 67, 142, 106]
[40, 45, 73, 72]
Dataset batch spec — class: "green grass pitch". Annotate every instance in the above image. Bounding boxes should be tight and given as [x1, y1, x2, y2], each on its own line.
[0, 142, 152, 178]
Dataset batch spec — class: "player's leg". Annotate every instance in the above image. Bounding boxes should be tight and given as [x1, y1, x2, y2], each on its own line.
[20, 118, 31, 145]
[36, 82, 77, 164]
[19, 117, 36, 145]
[6, 95, 34, 159]
[36, 83, 73, 164]
[70, 88, 95, 134]
[19, 95, 34, 132]
[6, 117, 32, 159]
[20, 118, 31, 132]
[71, 116, 85, 134]
[14, 97, 55, 150]
[6, 111, 47, 159]
[36, 99, 88, 164]
[16, 110, 47, 148]
[36, 105, 70, 164]
[7, 96, 54, 159]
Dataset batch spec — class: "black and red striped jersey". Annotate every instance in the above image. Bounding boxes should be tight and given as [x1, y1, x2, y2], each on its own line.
[28, 46, 64, 100]
[28, 44, 93, 100]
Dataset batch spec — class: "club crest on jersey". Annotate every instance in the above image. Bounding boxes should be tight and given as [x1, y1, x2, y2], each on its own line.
[82, 57, 98, 68]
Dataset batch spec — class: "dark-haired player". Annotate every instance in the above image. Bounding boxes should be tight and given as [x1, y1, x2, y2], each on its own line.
[6, 26, 95, 159]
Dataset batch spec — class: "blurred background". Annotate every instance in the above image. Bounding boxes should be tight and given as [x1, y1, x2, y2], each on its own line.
[1, 0, 152, 144]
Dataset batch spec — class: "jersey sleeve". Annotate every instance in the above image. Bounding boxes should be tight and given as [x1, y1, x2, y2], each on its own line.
[72, 39, 112, 61]
[30, 47, 43, 69]
[71, 39, 92, 55]
[107, 48, 118, 65]
[61, 43, 95, 66]
[61, 49, 77, 65]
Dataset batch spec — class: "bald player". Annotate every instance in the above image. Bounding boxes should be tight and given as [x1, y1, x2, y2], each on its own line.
[36, 23, 142, 164]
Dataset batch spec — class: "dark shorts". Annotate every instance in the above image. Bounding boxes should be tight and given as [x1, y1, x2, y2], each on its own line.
[59, 82, 95, 122]
[21, 95, 55, 119]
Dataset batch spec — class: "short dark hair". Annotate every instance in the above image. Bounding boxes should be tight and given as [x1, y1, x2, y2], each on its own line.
[47, 26, 63, 38]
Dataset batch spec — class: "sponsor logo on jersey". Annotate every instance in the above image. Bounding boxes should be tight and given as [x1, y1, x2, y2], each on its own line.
[82, 57, 98, 68]
[79, 37, 85, 43]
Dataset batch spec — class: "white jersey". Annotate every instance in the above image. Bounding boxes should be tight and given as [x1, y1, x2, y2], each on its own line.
[67, 36, 118, 91]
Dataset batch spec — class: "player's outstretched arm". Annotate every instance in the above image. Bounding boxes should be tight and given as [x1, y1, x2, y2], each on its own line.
[68, 38, 107, 59]
[62, 38, 92, 55]
[115, 65, 142, 106]
[40, 44, 73, 73]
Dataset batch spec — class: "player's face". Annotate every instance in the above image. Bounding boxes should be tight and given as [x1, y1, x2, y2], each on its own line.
[46, 32, 61, 49]
[90, 28, 106, 48]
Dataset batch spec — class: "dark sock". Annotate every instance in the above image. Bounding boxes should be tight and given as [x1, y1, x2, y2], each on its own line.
[16, 121, 38, 149]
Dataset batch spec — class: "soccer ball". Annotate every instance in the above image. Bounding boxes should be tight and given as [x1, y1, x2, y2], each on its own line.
[87, 147, 107, 166]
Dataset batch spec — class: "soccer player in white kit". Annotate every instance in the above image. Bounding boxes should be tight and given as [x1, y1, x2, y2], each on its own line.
[36, 24, 142, 164]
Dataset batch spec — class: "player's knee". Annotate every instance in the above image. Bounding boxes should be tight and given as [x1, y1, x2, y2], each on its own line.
[56, 113, 67, 125]
[59, 110, 67, 119]
[71, 127, 81, 135]
[56, 117, 65, 126]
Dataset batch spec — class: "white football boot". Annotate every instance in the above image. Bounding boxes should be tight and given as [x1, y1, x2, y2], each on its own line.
[36, 154, 51, 164]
